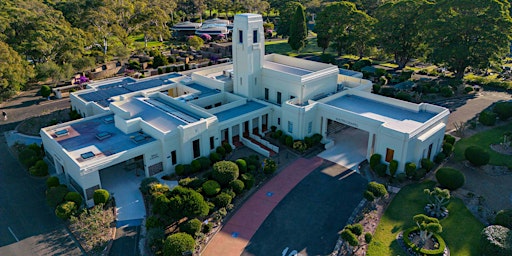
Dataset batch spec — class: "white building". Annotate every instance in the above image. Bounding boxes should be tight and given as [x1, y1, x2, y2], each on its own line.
[41, 14, 449, 206]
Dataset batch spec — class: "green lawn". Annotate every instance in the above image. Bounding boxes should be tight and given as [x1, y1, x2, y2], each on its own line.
[367, 181, 484, 256]
[453, 122, 512, 167]
[264, 38, 332, 56]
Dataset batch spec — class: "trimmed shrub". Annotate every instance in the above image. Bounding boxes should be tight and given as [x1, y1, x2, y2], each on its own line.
[396, 173, 407, 182]
[191, 160, 201, 173]
[93, 189, 110, 205]
[293, 140, 308, 153]
[222, 142, 232, 154]
[168, 186, 209, 219]
[65, 192, 83, 206]
[263, 158, 277, 175]
[304, 136, 313, 148]
[209, 152, 221, 163]
[444, 134, 456, 145]
[440, 86, 453, 97]
[212, 161, 239, 185]
[163, 232, 195, 256]
[46, 186, 69, 208]
[403, 227, 446, 256]
[442, 142, 454, 155]
[363, 190, 375, 201]
[421, 158, 435, 172]
[370, 154, 382, 170]
[389, 160, 398, 177]
[311, 133, 323, 144]
[285, 136, 293, 147]
[152, 193, 170, 215]
[465, 146, 490, 166]
[46, 176, 60, 188]
[493, 101, 512, 120]
[347, 223, 363, 236]
[202, 180, 221, 197]
[149, 183, 170, 195]
[145, 216, 162, 229]
[179, 177, 204, 189]
[340, 229, 359, 247]
[202, 222, 213, 234]
[434, 152, 446, 164]
[175, 164, 185, 176]
[405, 162, 417, 178]
[436, 167, 465, 190]
[270, 125, 277, 132]
[495, 209, 512, 229]
[367, 181, 388, 198]
[198, 157, 211, 170]
[216, 146, 226, 158]
[413, 168, 427, 181]
[179, 218, 202, 238]
[140, 177, 160, 194]
[374, 163, 387, 177]
[29, 160, 48, 176]
[182, 164, 192, 175]
[479, 111, 497, 126]
[235, 159, 247, 173]
[147, 228, 165, 253]
[229, 179, 245, 194]
[222, 188, 236, 199]
[40, 85, 52, 98]
[365, 232, 373, 243]
[213, 192, 232, 208]
[55, 201, 77, 219]
[19, 148, 39, 168]
[240, 173, 255, 189]
[481, 225, 512, 256]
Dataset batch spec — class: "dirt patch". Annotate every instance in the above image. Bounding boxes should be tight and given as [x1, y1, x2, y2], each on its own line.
[17, 108, 71, 136]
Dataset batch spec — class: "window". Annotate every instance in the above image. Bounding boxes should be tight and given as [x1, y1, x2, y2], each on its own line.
[171, 151, 177, 165]
[264, 88, 269, 100]
[288, 121, 293, 133]
[308, 122, 312, 134]
[193, 139, 200, 158]
[427, 143, 433, 159]
[385, 148, 394, 163]
[277, 118, 281, 125]
[290, 95, 295, 100]
[210, 136, 215, 150]
[239, 30, 243, 43]
[277, 92, 282, 104]
[253, 30, 258, 43]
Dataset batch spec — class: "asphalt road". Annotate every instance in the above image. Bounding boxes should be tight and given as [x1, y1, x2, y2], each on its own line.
[242, 161, 367, 256]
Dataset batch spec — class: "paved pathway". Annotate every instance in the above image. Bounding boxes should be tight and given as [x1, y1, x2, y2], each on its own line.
[202, 157, 324, 256]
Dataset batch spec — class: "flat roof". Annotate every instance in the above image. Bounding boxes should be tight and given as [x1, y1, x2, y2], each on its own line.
[263, 61, 313, 76]
[50, 115, 155, 162]
[185, 83, 220, 99]
[117, 97, 200, 133]
[215, 101, 267, 122]
[325, 95, 436, 133]
[79, 73, 182, 107]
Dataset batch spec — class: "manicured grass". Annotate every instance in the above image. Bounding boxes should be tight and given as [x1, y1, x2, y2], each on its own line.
[367, 181, 484, 256]
[264, 38, 333, 56]
[454, 122, 512, 167]
[130, 34, 164, 50]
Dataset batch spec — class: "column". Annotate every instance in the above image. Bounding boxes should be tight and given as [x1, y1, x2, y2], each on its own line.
[228, 126, 233, 145]
[322, 117, 328, 139]
[259, 116, 263, 136]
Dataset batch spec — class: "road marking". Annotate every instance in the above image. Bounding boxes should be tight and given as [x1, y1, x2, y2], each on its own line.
[8, 227, 19, 242]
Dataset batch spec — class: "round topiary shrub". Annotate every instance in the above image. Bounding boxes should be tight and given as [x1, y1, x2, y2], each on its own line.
[175, 164, 185, 176]
[55, 201, 77, 220]
[93, 189, 110, 205]
[240, 173, 255, 189]
[216, 146, 226, 158]
[29, 160, 48, 176]
[442, 142, 454, 155]
[191, 160, 201, 173]
[209, 152, 221, 163]
[444, 134, 456, 145]
[495, 209, 512, 229]
[213, 192, 232, 208]
[19, 148, 38, 168]
[198, 157, 211, 170]
[235, 159, 247, 173]
[212, 161, 239, 185]
[421, 158, 435, 172]
[229, 179, 245, 194]
[370, 154, 382, 170]
[481, 225, 512, 256]
[64, 191, 83, 206]
[179, 218, 202, 238]
[263, 158, 277, 175]
[374, 163, 387, 177]
[434, 152, 446, 164]
[413, 168, 427, 181]
[46, 176, 60, 188]
[163, 232, 195, 256]
[464, 146, 490, 166]
[202, 180, 221, 197]
[223, 142, 232, 154]
[405, 162, 417, 178]
[367, 182, 388, 198]
[436, 167, 465, 190]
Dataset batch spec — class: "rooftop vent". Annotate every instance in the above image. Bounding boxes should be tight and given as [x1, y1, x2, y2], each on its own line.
[103, 116, 114, 123]
[95, 132, 111, 141]
[55, 129, 69, 137]
[81, 151, 95, 159]
[132, 134, 146, 143]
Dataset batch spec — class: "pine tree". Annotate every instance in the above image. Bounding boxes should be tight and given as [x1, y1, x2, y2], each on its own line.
[288, 4, 307, 52]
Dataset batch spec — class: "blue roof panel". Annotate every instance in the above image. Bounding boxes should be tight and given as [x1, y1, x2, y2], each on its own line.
[215, 101, 267, 122]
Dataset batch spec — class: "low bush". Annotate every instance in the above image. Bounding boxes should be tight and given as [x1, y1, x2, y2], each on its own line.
[140, 177, 160, 194]
[240, 173, 255, 189]
[209, 152, 221, 163]
[145, 216, 162, 229]
[293, 140, 308, 153]
[19, 148, 39, 168]
[65, 192, 83, 206]
[440, 86, 453, 97]
[222, 188, 236, 199]
[229, 179, 245, 194]
[493, 101, 512, 121]
[212, 161, 239, 185]
[304, 136, 313, 148]
[149, 183, 170, 195]
[465, 146, 490, 166]
[93, 189, 110, 205]
[495, 209, 512, 229]
[263, 158, 277, 175]
[311, 133, 323, 144]
[396, 173, 407, 182]
[191, 160, 201, 173]
[147, 228, 165, 253]
[421, 158, 435, 172]
[479, 111, 497, 126]
[365, 232, 373, 243]
[55, 201, 77, 219]
[442, 142, 454, 156]
[403, 227, 446, 255]
[222, 142, 232, 154]
[346, 223, 363, 236]
[29, 160, 48, 176]
[389, 160, 398, 177]
[434, 152, 446, 164]
[436, 167, 465, 190]
[375, 163, 387, 177]
[444, 134, 456, 145]
[202, 180, 221, 196]
[163, 232, 195, 256]
[46, 185, 69, 208]
[370, 154, 382, 170]
[405, 162, 417, 178]
[216, 146, 226, 158]
[413, 168, 427, 181]
[481, 225, 512, 256]
[464, 86, 474, 93]
[367, 182, 388, 198]
[213, 192, 232, 208]
[152, 193, 170, 215]
[179, 218, 202, 238]
[235, 159, 247, 173]
[175, 164, 185, 176]
[198, 157, 211, 170]
[46, 176, 60, 188]
[178, 177, 204, 189]
[285, 136, 293, 147]
[202, 222, 213, 234]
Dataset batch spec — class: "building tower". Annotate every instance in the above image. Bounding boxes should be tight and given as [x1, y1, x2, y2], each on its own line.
[232, 14, 265, 98]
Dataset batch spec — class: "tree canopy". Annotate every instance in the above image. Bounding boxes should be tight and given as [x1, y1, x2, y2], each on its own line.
[288, 4, 307, 52]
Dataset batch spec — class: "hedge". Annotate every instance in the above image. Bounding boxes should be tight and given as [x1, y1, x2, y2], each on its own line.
[163, 232, 195, 256]
[403, 227, 446, 256]
[212, 161, 239, 185]
[55, 201, 77, 220]
[435, 167, 465, 190]
[179, 218, 202, 238]
[93, 189, 110, 205]
[493, 101, 512, 120]
[495, 209, 512, 229]
[464, 146, 490, 166]
[202, 180, 221, 197]
[481, 225, 512, 256]
[64, 192, 83, 206]
[229, 179, 245, 194]
[479, 111, 497, 126]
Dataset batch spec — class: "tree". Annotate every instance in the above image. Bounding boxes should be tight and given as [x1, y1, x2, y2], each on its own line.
[374, 0, 429, 69]
[40, 85, 52, 98]
[276, 2, 301, 37]
[0, 41, 33, 99]
[163, 232, 195, 256]
[288, 4, 307, 52]
[424, 187, 450, 218]
[340, 228, 359, 254]
[187, 35, 204, 49]
[425, 0, 512, 79]
[168, 186, 209, 219]
[413, 214, 443, 248]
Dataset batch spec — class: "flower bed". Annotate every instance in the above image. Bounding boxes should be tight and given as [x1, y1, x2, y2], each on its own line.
[402, 227, 446, 256]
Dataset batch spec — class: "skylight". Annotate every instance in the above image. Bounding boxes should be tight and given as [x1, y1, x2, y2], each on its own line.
[80, 151, 95, 159]
[95, 132, 111, 141]
[55, 129, 69, 137]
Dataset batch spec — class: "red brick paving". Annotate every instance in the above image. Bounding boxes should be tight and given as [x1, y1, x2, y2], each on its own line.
[201, 157, 323, 256]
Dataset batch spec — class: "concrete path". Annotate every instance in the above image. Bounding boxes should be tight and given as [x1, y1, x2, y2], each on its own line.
[202, 157, 323, 256]
[318, 127, 368, 171]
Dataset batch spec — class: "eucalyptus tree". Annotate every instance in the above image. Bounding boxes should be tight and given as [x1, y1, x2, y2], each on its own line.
[0, 41, 33, 99]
